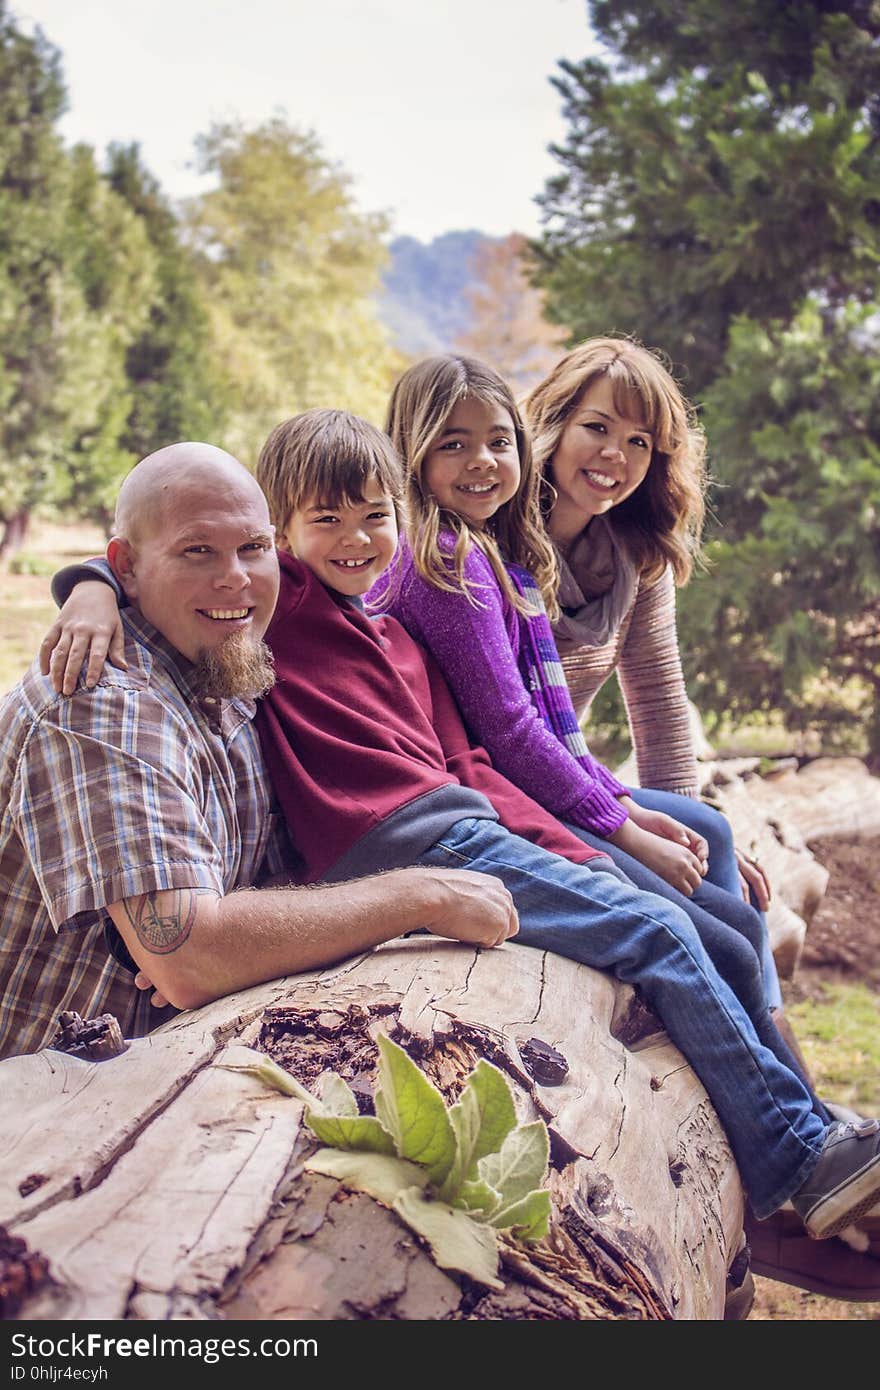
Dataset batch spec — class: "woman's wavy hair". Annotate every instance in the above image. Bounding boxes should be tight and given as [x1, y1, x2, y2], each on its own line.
[377, 354, 560, 617]
[521, 337, 707, 584]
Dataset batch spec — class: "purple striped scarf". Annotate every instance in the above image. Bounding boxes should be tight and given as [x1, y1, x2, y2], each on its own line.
[505, 562, 598, 773]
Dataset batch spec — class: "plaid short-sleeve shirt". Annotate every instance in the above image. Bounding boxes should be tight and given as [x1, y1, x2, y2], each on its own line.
[0, 610, 290, 1059]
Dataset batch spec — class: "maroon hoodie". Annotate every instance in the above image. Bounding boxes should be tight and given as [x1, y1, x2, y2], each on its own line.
[257, 552, 605, 883]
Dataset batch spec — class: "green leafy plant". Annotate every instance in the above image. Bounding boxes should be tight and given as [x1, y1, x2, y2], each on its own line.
[220, 1034, 551, 1289]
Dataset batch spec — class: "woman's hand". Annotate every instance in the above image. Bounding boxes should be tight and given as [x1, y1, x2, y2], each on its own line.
[39, 581, 126, 695]
[735, 847, 772, 912]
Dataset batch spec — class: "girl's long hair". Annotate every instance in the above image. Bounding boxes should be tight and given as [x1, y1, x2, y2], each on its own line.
[522, 337, 707, 584]
[380, 354, 560, 617]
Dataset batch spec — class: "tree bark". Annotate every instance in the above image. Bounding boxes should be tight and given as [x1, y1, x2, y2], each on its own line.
[704, 755, 880, 979]
[0, 508, 30, 565]
[0, 940, 746, 1322]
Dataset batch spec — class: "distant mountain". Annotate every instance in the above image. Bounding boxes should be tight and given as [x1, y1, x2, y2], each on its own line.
[378, 230, 495, 358]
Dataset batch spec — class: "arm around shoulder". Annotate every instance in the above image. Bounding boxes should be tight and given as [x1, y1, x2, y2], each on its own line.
[42, 558, 127, 695]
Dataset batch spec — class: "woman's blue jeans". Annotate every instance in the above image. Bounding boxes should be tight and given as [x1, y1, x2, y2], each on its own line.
[417, 817, 825, 1218]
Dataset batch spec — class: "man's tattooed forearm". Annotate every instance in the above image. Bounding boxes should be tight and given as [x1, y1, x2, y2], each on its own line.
[123, 888, 214, 955]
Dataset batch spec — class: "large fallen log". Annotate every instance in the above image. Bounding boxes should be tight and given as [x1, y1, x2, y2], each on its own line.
[6, 754, 880, 1324]
[0, 938, 746, 1322]
[704, 755, 880, 980]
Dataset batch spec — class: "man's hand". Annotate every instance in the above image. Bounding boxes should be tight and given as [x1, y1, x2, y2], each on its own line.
[417, 868, 519, 947]
[111, 869, 518, 1016]
[134, 970, 170, 1009]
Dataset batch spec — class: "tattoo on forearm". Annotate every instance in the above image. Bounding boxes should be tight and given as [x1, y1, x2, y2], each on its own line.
[124, 888, 212, 955]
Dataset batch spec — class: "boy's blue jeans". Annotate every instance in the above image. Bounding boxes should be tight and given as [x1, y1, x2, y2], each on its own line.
[416, 817, 825, 1219]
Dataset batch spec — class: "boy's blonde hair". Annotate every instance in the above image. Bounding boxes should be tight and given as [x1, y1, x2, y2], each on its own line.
[522, 337, 707, 584]
[257, 408, 406, 539]
[381, 354, 559, 617]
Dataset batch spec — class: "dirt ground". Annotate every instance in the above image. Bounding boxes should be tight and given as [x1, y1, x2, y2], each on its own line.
[749, 833, 880, 1321]
[788, 836, 880, 999]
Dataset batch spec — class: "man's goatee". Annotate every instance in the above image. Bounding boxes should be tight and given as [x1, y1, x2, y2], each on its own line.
[193, 632, 275, 700]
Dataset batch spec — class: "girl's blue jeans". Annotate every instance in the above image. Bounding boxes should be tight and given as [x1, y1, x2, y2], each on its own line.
[417, 817, 825, 1219]
[577, 786, 784, 1011]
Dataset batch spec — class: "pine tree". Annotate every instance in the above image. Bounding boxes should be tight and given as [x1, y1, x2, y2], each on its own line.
[0, 2, 69, 556]
[105, 143, 226, 464]
[536, 1, 880, 392]
[535, 1, 880, 753]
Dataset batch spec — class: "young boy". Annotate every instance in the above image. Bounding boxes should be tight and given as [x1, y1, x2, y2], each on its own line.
[46, 409, 880, 1255]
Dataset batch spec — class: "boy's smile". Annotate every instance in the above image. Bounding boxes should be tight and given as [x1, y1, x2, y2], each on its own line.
[280, 487, 399, 597]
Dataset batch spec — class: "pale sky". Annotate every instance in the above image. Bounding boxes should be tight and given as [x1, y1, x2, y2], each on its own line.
[16, 0, 598, 242]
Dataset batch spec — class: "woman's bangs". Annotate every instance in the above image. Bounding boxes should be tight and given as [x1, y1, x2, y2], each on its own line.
[607, 360, 674, 452]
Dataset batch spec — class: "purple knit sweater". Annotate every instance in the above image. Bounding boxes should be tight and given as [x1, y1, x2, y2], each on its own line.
[368, 539, 629, 836]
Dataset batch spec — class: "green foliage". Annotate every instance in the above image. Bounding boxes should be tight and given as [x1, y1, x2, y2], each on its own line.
[1, 37, 401, 552]
[536, 2, 880, 749]
[536, 2, 880, 392]
[221, 1035, 551, 1289]
[680, 301, 880, 751]
[45, 143, 157, 531]
[0, 8, 161, 545]
[0, 3, 71, 545]
[186, 117, 401, 464]
[104, 143, 227, 463]
[8, 551, 56, 577]
[580, 677, 632, 769]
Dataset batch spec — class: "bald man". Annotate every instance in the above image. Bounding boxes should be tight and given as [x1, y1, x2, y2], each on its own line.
[0, 443, 517, 1060]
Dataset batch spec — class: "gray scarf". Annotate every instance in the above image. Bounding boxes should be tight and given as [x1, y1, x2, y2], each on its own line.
[552, 516, 638, 650]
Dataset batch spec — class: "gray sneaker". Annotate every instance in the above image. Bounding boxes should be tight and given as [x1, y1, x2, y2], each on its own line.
[792, 1119, 880, 1240]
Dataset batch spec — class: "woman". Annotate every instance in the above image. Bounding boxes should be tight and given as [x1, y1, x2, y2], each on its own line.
[522, 337, 780, 1000]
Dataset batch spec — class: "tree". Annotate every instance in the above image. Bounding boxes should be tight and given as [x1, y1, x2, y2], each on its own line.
[0, 7, 159, 552]
[0, 2, 69, 557]
[454, 234, 568, 395]
[536, 1, 880, 392]
[104, 143, 226, 465]
[186, 118, 402, 464]
[44, 143, 158, 533]
[534, 2, 880, 752]
[680, 301, 880, 756]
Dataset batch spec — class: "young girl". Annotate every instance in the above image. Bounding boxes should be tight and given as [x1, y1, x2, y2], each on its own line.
[369, 352, 786, 1011]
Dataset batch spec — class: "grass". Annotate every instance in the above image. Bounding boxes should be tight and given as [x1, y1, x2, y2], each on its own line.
[0, 518, 106, 695]
[749, 979, 880, 1319]
[788, 982, 880, 1115]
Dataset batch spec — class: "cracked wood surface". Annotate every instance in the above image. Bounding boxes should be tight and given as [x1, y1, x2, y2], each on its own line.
[1, 939, 743, 1322]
